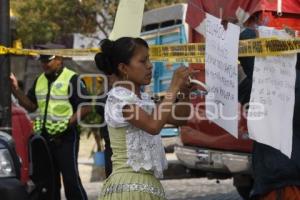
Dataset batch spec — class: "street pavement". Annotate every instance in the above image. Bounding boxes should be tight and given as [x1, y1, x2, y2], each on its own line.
[162, 178, 242, 200]
[63, 177, 243, 200]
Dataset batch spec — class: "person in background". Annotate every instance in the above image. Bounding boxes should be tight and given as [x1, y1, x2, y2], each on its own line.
[251, 54, 300, 200]
[94, 73, 119, 178]
[10, 47, 91, 200]
[238, 29, 300, 200]
[95, 37, 192, 200]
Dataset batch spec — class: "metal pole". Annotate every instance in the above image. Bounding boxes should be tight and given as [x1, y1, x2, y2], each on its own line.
[0, 0, 12, 134]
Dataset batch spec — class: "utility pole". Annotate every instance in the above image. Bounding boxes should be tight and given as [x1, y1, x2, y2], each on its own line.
[0, 0, 11, 134]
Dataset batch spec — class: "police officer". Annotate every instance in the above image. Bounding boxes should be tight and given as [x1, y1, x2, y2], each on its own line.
[11, 52, 90, 200]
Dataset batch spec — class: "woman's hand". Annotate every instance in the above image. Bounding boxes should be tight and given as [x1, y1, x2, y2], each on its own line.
[10, 73, 19, 91]
[180, 83, 193, 97]
[169, 66, 189, 93]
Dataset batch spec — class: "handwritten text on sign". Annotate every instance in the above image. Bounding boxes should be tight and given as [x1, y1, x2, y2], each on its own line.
[205, 13, 240, 138]
[247, 27, 297, 158]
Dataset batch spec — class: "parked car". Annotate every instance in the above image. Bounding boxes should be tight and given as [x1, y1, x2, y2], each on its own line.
[0, 131, 28, 199]
[0, 101, 33, 199]
[0, 102, 56, 199]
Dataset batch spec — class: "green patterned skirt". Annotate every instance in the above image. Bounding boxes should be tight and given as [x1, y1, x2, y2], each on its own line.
[99, 170, 166, 200]
[99, 126, 166, 200]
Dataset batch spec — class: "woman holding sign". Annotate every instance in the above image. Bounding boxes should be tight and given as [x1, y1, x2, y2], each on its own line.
[95, 37, 192, 200]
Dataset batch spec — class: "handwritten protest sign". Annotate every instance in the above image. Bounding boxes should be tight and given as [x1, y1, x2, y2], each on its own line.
[247, 26, 297, 158]
[109, 0, 145, 40]
[205, 13, 240, 138]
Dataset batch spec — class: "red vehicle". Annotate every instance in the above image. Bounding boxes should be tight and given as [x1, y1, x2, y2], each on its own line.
[0, 102, 56, 199]
[11, 103, 33, 184]
[0, 103, 32, 199]
[174, 0, 300, 199]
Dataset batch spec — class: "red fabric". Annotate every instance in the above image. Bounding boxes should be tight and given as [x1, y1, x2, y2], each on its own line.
[259, 186, 300, 200]
[186, 0, 300, 29]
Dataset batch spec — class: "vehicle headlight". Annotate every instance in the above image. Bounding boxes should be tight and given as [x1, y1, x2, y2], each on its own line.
[0, 149, 16, 177]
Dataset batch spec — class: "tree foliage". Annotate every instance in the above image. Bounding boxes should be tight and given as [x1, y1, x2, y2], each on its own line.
[11, 0, 187, 47]
[145, 0, 187, 10]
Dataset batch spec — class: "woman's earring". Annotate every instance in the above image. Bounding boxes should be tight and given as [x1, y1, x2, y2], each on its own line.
[124, 73, 128, 80]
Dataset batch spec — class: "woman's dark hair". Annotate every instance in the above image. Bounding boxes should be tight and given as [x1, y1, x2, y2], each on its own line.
[94, 37, 148, 76]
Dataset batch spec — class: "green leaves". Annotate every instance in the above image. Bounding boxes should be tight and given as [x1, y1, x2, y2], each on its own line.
[11, 0, 187, 47]
[11, 0, 104, 47]
[145, 0, 187, 11]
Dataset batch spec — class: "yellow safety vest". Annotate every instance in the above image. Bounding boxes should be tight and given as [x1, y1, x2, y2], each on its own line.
[34, 67, 76, 135]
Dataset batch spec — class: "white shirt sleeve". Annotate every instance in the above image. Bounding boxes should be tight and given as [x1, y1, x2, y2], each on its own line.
[105, 87, 137, 128]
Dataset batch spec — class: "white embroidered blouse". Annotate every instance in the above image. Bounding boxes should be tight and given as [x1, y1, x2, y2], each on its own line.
[105, 86, 168, 178]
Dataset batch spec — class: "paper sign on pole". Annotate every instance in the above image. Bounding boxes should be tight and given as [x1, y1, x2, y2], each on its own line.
[247, 26, 297, 158]
[205, 13, 240, 138]
[109, 0, 145, 40]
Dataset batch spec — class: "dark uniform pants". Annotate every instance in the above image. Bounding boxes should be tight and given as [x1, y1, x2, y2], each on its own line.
[45, 126, 87, 200]
[103, 134, 112, 177]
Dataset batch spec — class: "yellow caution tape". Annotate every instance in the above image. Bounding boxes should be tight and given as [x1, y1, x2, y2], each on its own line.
[150, 38, 300, 56]
[0, 46, 100, 57]
[150, 43, 205, 58]
[0, 38, 299, 63]
[150, 56, 206, 64]
[239, 38, 300, 57]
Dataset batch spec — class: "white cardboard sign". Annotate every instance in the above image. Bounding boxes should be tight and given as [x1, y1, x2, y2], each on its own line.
[247, 26, 297, 158]
[205, 13, 240, 138]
